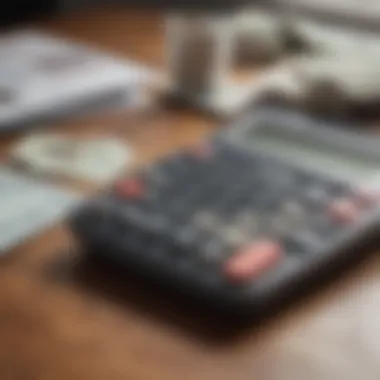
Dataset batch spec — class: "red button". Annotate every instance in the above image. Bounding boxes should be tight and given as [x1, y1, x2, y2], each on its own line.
[115, 178, 144, 199]
[224, 240, 283, 283]
[329, 199, 359, 224]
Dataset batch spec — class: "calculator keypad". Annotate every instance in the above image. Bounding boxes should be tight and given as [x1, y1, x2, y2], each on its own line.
[101, 142, 373, 284]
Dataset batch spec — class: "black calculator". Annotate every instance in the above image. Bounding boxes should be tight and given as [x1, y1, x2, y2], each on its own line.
[69, 107, 380, 315]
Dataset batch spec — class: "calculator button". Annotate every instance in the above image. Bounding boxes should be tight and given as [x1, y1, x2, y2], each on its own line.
[305, 187, 329, 204]
[176, 226, 199, 247]
[224, 240, 283, 282]
[203, 239, 226, 263]
[222, 227, 248, 246]
[279, 201, 305, 229]
[115, 179, 144, 199]
[235, 213, 259, 233]
[329, 199, 360, 224]
[281, 201, 304, 217]
[194, 211, 220, 231]
[291, 229, 323, 253]
[272, 215, 288, 235]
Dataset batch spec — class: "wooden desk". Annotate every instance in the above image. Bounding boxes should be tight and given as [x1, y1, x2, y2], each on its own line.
[1, 8, 380, 380]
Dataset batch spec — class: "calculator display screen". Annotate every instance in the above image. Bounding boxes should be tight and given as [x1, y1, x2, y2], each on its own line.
[250, 128, 380, 181]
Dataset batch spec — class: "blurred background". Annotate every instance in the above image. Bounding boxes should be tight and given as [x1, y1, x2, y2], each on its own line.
[0, 0, 139, 26]
[1, 1, 380, 380]
[0, 0, 202, 26]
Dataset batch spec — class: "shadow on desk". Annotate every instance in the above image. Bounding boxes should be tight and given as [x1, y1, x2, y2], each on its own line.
[43, 236, 379, 347]
[45, 247, 298, 344]
[47, 252, 256, 344]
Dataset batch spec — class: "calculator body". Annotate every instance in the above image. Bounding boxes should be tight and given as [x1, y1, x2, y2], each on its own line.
[69, 107, 380, 315]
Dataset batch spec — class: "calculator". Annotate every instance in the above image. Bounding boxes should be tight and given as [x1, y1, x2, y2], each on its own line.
[69, 107, 380, 315]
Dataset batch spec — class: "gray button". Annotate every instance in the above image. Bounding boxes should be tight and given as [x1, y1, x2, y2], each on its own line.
[177, 226, 198, 246]
[235, 212, 258, 235]
[203, 239, 225, 263]
[221, 226, 248, 246]
[306, 187, 329, 204]
[282, 201, 304, 218]
[193, 211, 221, 233]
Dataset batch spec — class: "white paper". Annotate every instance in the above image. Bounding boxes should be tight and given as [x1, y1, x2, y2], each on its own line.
[0, 30, 158, 128]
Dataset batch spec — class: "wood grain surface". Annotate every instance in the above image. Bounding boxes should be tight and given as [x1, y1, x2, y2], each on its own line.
[1, 8, 380, 380]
